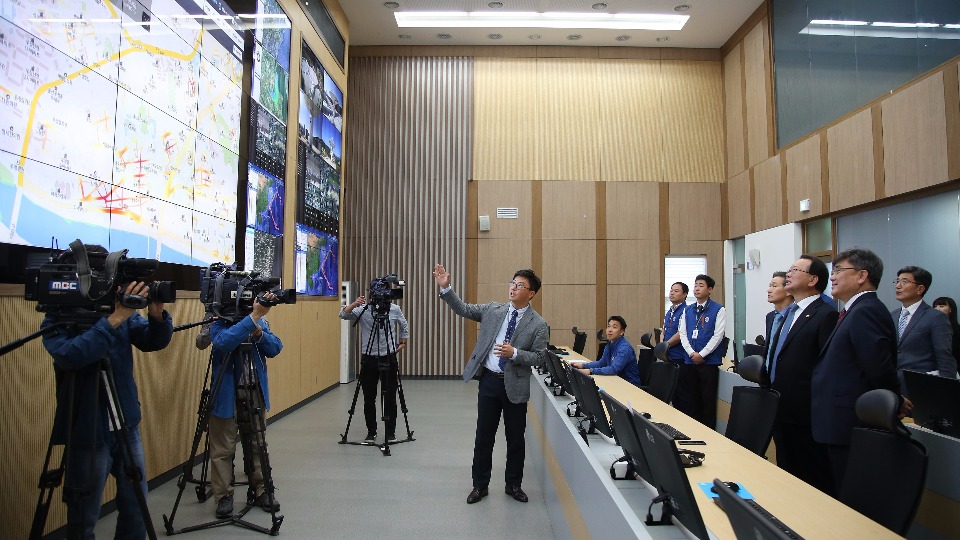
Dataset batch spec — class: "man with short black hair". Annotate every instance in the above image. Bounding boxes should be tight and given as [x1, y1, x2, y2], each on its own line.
[571, 316, 641, 386]
[891, 265, 957, 393]
[662, 282, 690, 365]
[434, 264, 549, 505]
[768, 255, 837, 495]
[813, 248, 904, 489]
[677, 274, 726, 427]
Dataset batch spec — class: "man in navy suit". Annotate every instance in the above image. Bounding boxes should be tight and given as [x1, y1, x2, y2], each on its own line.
[891, 266, 957, 394]
[812, 248, 905, 490]
[763, 271, 793, 358]
[767, 256, 837, 495]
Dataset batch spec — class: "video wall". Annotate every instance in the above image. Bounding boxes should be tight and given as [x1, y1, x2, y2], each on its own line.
[0, 0, 245, 265]
[295, 40, 341, 296]
[243, 0, 291, 279]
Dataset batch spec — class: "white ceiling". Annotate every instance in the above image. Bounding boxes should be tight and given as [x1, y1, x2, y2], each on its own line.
[340, 0, 765, 49]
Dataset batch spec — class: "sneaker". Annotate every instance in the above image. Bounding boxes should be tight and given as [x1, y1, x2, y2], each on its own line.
[386, 433, 399, 443]
[364, 432, 377, 443]
[215, 494, 233, 518]
[255, 492, 280, 512]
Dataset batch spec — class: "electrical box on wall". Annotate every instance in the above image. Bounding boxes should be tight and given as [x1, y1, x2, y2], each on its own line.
[479, 215, 491, 232]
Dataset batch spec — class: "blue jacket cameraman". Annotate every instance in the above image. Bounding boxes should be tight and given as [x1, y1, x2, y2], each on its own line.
[42, 256, 173, 539]
[208, 292, 283, 519]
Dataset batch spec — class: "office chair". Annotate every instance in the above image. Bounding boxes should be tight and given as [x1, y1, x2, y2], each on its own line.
[571, 326, 587, 355]
[723, 355, 779, 456]
[636, 332, 655, 383]
[839, 389, 928, 536]
[639, 361, 679, 403]
[639, 332, 654, 349]
[742, 343, 765, 358]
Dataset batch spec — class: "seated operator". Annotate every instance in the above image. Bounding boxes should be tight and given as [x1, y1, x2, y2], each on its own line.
[41, 245, 173, 538]
[208, 292, 283, 519]
[570, 316, 642, 386]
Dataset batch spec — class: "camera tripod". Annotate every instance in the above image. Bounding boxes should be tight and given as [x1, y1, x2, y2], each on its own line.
[339, 303, 415, 456]
[162, 340, 282, 535]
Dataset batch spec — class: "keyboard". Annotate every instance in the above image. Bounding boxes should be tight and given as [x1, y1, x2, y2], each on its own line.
[653, 422, 691, 440]
[744, 499, 805, 539]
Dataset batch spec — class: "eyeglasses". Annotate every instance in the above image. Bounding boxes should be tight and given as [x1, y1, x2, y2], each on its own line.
[787, 267, 812, 275]
[892, 278, 918, 286]
[508, 280, 529, 290]
[831, 266, 859, 276]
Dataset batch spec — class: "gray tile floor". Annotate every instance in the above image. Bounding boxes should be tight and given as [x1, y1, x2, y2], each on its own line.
[95, 379, 557, 539]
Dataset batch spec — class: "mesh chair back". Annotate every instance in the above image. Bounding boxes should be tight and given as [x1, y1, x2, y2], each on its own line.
[641, 361, 678, 403]
[839, 390, 929, 535]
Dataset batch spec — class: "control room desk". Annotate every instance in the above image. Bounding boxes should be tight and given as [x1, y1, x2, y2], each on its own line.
[596, 375, 900, 539]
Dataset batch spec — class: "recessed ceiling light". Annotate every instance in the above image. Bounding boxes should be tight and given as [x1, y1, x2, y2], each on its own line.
[488, 33, 502, 39]
[567, 34, 582, 40]
[674, 4, 690, 12]
[616, 35, 631, 41]
[383, 1, 399, 8]
[592, 2, 607, 9]
[528, 33, 541, 40]
[656, 36, 670, 42]
[488, 1, 503, 7]
[395, 12, 689, 31]
[399, 34, 412, 39]
[437, 33, 452, 39]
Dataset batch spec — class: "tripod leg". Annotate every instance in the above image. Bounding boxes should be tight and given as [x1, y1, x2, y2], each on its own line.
[237, 347, 282, 533]
[395, 363, 415, 440]
[339, 374, 365, 443]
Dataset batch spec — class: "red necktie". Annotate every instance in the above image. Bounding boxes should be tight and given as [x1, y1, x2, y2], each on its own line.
[836, 308, 846, 326]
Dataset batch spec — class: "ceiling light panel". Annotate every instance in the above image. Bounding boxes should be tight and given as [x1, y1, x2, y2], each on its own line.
[394, 11, 689, 31]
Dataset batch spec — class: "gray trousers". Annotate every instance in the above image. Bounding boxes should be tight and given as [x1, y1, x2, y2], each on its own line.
[209, 387, 266, 501]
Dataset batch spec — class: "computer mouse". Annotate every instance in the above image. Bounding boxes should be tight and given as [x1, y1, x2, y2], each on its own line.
[641, 412, 651, 419]
[711, 482, 740, 494]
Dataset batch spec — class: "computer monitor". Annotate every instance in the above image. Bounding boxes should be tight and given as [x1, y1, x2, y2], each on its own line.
[570, 369, 614, 439]
[903, 370, 960, 438]
[551, 355, 576, 398]
[712, 479, 804, 540]
[631, 410, 710, 540]
[563, 361, 586, 410]
[599, 390, 654, 484]
[543, 351, 565, 393]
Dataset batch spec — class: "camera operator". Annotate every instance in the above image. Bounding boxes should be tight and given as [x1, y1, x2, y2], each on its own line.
[208, 292, 283, 519]
[41, 249, 173, 539]
[339, 294, 409, 443]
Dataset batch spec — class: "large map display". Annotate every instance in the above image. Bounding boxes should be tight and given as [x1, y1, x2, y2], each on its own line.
[0, 0, 244, 265]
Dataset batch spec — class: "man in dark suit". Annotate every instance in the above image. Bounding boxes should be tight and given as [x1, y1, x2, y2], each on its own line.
[433, 264, 549, 505]
[763, 270, 793, 358]
[891, 266, 957, 394]
[812, 248, 904, 490]
[767, 256, 837, 495]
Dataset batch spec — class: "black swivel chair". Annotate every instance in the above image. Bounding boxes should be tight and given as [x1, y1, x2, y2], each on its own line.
[839, 389, 929, 536]
[637, 332, 655, 384]
[639, 342, 679, 403]
[723, 355, 779, 456]
[571, 326, 587, 355]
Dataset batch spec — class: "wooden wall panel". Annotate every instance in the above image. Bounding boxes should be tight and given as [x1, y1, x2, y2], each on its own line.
[542, 181, 596, 239]
[597, 59, 664, 182]
[827, 109, 876, 212]
[882, 72, 950, 196]
[605, 182, 661, 239]
[477, 180, 534, 239]
[542, 240, 597, 284]
[669, 183, 722, 241]
[540, 285, 598, 358]
[607, 239, 660, 284]
[537, 59, 601, 181]
[723, 43, 746, 178]
[753, 155, 783, 231]
[477, 239, 535, 287]
[661, 60, 725, 183]
[726, 170, 752, 238]
[784, 135, 824, 222]
[743, 20, 772, 168]
[474, 59, 539, 181]
[607, 284, 664, 347]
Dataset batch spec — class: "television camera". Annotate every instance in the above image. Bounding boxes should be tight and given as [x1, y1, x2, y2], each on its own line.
[24, 239, 176, 316]
[200, 263, 296, 322]
[367, 274, 404, 316]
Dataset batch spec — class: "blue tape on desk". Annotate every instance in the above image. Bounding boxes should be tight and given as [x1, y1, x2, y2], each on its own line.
[697, 482, 755, 500]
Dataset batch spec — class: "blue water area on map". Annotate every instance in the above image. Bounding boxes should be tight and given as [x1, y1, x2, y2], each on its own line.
[110, 228, 192, 266]
[10, 192, 111, 249]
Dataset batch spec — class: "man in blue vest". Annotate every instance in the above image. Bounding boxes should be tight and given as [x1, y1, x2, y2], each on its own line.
[677, 274, 726, 427]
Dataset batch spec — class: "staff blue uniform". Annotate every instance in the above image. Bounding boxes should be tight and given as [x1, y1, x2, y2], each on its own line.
[662, 303, 690, 364]
[579, 335, 642, 386]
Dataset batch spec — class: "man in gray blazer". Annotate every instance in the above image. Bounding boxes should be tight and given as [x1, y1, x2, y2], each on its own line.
[434, 264, 549, 505]
[891, 266, 957, 394]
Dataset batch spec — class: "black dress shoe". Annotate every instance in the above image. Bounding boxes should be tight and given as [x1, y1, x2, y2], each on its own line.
[466, 486, 488, 504]
[505, 485, 529, 503]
